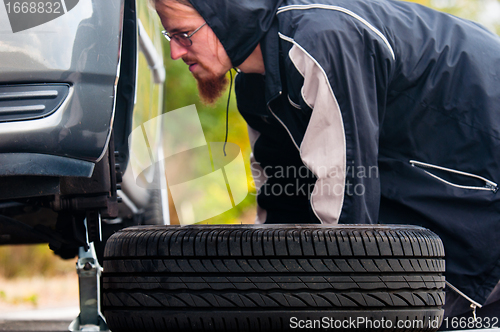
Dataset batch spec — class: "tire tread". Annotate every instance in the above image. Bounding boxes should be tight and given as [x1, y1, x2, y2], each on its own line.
[102, 225, 445, 332]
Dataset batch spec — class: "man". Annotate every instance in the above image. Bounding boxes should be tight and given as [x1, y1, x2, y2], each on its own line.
[154, 0, 500, 318]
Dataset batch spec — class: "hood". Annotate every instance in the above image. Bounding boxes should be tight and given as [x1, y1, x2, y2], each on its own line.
[188, 0, 283, 67]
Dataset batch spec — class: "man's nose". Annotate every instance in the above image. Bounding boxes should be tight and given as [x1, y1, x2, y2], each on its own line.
[170, 41, 188, 60]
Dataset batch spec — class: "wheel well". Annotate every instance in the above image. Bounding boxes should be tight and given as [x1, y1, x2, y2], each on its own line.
[112, 0, 138, 174]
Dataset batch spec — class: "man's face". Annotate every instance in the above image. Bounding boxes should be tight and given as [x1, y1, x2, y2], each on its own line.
[155, 1, 232, 105]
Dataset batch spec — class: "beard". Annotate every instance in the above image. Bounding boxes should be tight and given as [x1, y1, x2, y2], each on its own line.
[196, 74, 229, 106]
[185, 58, 229, 106]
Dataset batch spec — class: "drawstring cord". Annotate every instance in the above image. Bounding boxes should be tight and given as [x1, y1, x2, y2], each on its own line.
[223, 69, 234, 157]
[445, 281, 482, 321]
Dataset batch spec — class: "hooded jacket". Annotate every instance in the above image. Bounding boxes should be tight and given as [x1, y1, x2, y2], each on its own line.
[188, 0, 500, 305]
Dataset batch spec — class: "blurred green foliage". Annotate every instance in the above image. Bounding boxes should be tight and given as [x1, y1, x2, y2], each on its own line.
[162, 43, 257, 225]
[408, 0, 500, 35]
[0, 245, 75, 279]
[0, 289, 39, 307]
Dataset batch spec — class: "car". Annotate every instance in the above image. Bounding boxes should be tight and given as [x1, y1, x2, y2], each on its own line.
[0, 0, 168, 328]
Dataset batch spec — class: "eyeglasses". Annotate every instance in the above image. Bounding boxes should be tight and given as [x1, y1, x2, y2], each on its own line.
[162, 22, 207, 47]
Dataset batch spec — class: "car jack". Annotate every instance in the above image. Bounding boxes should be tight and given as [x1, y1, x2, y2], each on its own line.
[69, 243, 109, 332]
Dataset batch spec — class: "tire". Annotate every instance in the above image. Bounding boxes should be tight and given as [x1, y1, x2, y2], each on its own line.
[102, 224, 445, 332]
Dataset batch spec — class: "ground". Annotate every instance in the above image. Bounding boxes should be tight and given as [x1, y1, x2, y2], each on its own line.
[0, 274, 78, 316]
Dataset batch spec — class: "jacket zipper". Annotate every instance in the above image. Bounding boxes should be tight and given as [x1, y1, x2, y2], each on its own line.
[410, 160, 498, 193]
[287, 95, 301, 110]
[267, 95, 325, 223]
[267, 92, 301, 151]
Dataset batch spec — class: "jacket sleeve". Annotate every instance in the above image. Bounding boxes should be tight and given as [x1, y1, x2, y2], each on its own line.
[279, 12, 394, 224]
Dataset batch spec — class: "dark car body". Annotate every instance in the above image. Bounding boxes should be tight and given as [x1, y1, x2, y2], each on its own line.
[0, 0, 168, 257]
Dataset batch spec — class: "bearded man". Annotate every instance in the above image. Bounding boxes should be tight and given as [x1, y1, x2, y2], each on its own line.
[154, 0, 500, 319]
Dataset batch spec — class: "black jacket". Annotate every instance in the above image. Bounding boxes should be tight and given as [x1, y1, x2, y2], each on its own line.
[189, 0, 500, 305]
